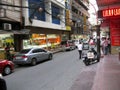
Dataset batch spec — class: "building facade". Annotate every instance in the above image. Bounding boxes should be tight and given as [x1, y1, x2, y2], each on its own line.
[70, 0, 90, 40]
[97, 0, 120, 54]
[0, 0, 22, 59]
[22, 0, 70, 49]
[0, 0, 91, 57]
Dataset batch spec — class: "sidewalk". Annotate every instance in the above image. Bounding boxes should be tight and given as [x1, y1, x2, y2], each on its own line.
[50, 48, 62, 54]
[69, 54, 120, 90]
[92, 54, 120, 90]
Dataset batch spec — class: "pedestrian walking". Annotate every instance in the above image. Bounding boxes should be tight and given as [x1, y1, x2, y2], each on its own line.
[77, 42, 83, 59]
[100, 38, 104, 55]
[107, 38, 111, 54]
[102, 38, 108, 55]
[5, 44, 11, 60]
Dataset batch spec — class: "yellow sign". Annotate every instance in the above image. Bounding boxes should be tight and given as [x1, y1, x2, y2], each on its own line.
[66, 9, 71, 26]
[83, 25, 86, 31]
[83, 15, 87, 31]
[66, 26, 71, 31]
[84, 15, 86, 24]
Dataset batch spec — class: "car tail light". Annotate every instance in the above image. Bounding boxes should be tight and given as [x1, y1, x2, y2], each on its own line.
[22, 55, 28, 58]
[66, 43, 69, 47]
[13, 56, 16, 58]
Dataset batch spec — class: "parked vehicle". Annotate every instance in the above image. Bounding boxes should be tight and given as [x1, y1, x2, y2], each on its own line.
[83, 43, 89, 50]
[13, 48, 53, 66]
[73, 39, 80, 47]
[0, 60, 14, 75]
[60, 40, 76, 51]
[82, 48, 100, 66]
[0, 73, 7, 90]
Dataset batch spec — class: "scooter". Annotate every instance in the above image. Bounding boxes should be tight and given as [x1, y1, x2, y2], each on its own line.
[82, 48, 100, 66]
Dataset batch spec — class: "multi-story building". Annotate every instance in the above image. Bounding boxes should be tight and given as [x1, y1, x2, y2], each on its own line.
[70, 0, 90, 40]
[22, 0, 70, 49]
[0, 0, 22, 58]
[0, 0, 90, 56]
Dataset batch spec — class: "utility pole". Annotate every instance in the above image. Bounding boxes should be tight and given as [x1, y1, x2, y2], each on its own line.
[96, 25, 100, 55]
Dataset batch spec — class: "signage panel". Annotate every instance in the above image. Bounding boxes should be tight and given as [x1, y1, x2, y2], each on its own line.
[103, 8, 120, 17]
[111, 29, 120, 46]
[110, 19, 120, 46]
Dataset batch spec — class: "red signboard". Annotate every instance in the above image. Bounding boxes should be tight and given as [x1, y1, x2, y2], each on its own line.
[103, 8, 120, 17]
[111, 29, 120, 46]
[110, 19, 120, 46]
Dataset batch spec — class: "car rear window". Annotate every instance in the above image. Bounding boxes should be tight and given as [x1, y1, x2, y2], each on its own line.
[68, 40, 73, 43]
[19, 49, 31, 54]
[61, 41, 67, 45]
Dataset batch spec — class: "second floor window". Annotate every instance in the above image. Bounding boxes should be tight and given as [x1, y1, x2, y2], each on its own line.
[28, 0, 45, 21]
[52, 4, 60, 25]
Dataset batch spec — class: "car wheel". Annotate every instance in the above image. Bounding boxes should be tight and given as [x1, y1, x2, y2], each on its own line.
[48, 54, 53, 60]
[3, 66, 11, 75]
[70, 47, 72, 51]
[85, 61, 90, 66]
[31, 58, 37, 66]
[84, 59, 90, 66]
[97, 58, 100, 62]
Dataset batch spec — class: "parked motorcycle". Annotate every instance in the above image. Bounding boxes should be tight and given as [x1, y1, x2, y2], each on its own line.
[82, 48, 100, 66]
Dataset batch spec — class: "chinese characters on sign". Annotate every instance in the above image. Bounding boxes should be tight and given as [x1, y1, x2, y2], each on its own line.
[103, 8, 120, 17]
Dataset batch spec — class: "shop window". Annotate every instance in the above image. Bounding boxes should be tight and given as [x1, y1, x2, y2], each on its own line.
[23, 34, 61, 49]
[51, 4, 60, 25]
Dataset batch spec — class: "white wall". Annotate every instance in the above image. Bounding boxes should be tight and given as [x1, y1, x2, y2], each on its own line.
[1, 0, 21, 22]
[32, 20, 66, 30]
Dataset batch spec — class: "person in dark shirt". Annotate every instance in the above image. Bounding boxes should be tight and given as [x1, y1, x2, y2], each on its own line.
[5, 44, 11, 60]
[0, 74, 7, 90]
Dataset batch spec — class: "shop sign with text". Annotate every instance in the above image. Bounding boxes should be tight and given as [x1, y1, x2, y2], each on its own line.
[103, 8, 120, 17]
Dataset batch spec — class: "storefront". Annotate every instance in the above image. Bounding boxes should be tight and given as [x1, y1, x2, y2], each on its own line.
[98, 7, 120, 54]
[0, 19, 22, 59]
[25, 26, 70, 50]
[23, 34, 61, 50]
[0, 34, 14, 59]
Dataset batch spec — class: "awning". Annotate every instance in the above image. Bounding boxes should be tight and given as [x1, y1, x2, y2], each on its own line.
[96, 0, 120, 9]
[0, 29, 30, 34]
[100, 20, 109, 27]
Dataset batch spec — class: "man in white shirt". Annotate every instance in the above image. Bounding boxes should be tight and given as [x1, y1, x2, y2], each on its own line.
[77, 42, 83, 59]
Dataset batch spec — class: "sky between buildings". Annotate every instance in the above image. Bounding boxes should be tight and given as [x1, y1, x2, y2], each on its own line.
[88, 0, 98, 25]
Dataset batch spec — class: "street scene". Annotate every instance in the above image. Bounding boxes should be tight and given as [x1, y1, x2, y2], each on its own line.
[0, 0, 120, 90]
[4, 49, 91, 90]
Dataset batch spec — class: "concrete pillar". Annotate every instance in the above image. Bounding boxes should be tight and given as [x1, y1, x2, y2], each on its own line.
[96, 25, 101, 55]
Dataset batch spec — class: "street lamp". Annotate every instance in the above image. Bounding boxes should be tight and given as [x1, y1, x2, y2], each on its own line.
[89, 2, 101, 55]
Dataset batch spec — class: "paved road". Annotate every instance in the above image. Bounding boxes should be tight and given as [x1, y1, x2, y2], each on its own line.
[70, 63, 98, 90]
[4, 49, 87, 90]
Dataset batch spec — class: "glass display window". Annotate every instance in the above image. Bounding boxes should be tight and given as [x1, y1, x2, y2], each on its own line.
[0, 34, 14, 49]
[23, 34, 61, 49]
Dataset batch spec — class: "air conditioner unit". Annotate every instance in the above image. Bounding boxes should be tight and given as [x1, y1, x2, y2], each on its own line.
[3, 23, 12, 30]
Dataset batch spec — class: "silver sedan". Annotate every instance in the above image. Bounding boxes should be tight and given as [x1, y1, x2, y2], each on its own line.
[13, 48, 53, 66]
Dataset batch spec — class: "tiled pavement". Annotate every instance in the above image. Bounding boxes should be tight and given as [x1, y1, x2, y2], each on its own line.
[92, 55, 120, 90]
[70, 54, 120, 90]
